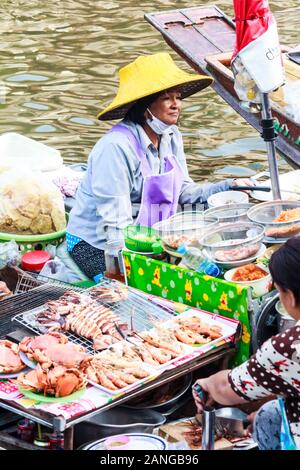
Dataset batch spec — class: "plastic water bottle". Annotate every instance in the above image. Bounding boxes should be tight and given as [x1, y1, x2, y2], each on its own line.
[178, 246, 221, 277]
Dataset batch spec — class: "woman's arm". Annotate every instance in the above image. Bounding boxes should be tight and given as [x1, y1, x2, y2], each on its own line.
[91, 139, 135, 242]
[193, 327, 299, 413]
[172, 129, 233, 205]
[179, 179, 233, 205]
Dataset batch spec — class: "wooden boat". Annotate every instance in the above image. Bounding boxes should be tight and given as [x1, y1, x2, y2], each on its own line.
[145, 5, 300, 168]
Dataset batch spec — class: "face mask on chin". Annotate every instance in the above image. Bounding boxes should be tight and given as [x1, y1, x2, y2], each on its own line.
[145, 109, 174, 135]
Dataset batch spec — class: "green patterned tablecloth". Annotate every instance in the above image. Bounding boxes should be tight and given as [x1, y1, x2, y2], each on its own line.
[123, 251, 251, 367]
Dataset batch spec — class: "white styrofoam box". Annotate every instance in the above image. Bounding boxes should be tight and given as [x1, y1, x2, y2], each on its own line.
[0, 132, 63, 172]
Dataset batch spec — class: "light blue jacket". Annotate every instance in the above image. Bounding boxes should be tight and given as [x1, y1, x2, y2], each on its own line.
[67, 119, 232, 249]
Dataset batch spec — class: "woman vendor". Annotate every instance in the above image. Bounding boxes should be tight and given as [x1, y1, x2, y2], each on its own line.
[193, 237, 300, 450]
[67, 52, 252, 279]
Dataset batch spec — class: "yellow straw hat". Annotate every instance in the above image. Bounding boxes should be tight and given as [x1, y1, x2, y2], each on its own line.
[97, 52, 213, 121]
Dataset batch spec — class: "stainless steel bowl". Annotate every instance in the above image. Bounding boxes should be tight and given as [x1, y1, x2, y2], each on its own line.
[74, 407, 166, 449]
[204, 203, 254, 224]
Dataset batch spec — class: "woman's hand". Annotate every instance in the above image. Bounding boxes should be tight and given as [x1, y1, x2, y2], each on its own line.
[231, 178, 256, 193]
[192, 371, 247, 412]
[192, 379, 214, 413]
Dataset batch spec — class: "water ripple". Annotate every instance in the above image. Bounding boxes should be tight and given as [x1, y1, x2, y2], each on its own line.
[0, 0, 295, 181]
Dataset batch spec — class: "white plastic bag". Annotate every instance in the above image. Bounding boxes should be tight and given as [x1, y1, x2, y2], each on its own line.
[39, 241, 89, 283]
[0, 240, 21, 269]
[231, 56, 261, 112]
[0, 169, 66, 235]
[39, 258, 85, 284]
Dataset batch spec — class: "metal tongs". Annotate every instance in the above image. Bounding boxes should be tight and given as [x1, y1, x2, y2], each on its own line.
[230, 185, 300, 196]
[193, 384, 216, 450]
[113, 308, 145, 344]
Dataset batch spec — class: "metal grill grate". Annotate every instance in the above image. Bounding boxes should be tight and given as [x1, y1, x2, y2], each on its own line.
[0, 273, 78, 337]
[14, 306, 95, 353]
[15, 273, 84, 295]
[12, 276, 173, 354]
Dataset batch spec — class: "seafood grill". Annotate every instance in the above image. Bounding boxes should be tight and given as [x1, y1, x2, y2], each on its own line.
[0, 273, 239, 449]
[13, 278, 173, 354]
[11, 276, 238, 397]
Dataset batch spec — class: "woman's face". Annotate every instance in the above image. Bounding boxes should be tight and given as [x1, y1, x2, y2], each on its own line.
[275, 283, 300, 321]
[147, 89, 182, 125]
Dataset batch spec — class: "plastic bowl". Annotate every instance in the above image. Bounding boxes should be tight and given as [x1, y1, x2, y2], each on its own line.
[0, 212, 68, 254]
[204, 203, 254, 224]
[153, 213, 218, 255]
[207, 190, 249, 208]
[198, 222, 265, 263]
[247, 200, 300, 240]
[0, 228, 66, 254]
[224, 265, 272, 298]
[124, 225, 162, 253]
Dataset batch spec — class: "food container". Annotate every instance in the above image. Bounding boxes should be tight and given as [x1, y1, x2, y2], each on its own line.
[275, 300, 297, 332]
[73, 407, 166, 449]
[224, 264, 272, 298]
[124, 225, 162, 253]
[207, 191, 249, 208]
[153, 213, 218, 257]
[198, 222, 265, 263]
[247, 201, 300, 240]
[104, 240, 126, 282]
[21, 250, 51, 272]
[204, 203, 254, 224]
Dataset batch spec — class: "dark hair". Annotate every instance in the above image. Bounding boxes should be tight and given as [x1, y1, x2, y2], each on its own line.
[125, 92, 161, 125]
[269, 237, 300, 304]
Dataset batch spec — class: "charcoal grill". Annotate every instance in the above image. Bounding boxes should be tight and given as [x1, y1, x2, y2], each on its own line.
[0, 272, 238, 450]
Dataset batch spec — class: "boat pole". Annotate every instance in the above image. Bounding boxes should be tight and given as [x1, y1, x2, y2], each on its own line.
[260, 93, 282, 200]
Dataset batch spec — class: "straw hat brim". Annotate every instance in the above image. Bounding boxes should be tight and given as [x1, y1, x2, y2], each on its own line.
[98, 76, 213, 121]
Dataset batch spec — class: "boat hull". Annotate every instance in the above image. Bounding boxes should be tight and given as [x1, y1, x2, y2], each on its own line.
[145, 5, 300, 168]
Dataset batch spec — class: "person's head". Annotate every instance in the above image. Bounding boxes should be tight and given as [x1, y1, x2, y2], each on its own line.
[125, 87, 182, 127]
[97, 52, 212, 122]
[269, 237, 300, 320]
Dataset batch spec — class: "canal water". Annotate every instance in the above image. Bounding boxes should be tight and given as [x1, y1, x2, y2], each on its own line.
[0, 0, 298, 181]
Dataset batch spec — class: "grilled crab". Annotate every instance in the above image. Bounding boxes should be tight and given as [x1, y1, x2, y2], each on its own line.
[16, 364, 86, 397]
[0, 340, 26, 374]
[19, 333, 91, 369]
[19, 332, 69, 361]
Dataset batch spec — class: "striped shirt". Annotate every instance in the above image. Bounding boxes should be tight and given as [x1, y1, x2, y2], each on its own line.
[229, 325, 300, 448]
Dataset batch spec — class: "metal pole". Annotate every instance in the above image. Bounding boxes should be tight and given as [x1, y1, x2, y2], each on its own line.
[260, 93, 282, 200]
[201, 407, 215, 450]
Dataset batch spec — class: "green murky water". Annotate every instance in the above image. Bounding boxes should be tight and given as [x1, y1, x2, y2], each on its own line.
[0, 0, 298, 181]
